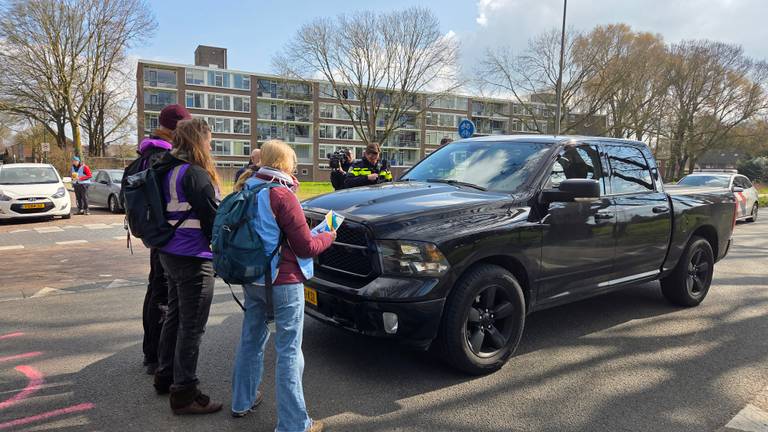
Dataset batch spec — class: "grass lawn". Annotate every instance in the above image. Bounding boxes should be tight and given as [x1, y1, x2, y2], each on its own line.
[219, 180, 334, 202]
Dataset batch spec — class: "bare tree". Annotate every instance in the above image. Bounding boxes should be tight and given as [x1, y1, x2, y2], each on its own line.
[0, 0, 154, 157]
[273, 7, 460, 146]
[666, 40, 768, 177]
[478, 27, 622, 134]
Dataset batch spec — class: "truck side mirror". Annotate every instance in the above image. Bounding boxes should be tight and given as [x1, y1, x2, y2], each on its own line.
[541, 179, 601, 203]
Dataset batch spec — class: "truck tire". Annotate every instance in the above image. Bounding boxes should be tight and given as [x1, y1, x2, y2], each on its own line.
[660, 236, 714, 307]
[436, 264, 525, 375]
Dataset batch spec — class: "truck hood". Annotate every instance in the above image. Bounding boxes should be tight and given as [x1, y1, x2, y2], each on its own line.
[302, 181, 510, 222]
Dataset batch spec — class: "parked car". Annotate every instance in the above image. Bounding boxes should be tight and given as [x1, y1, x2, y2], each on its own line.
[0, 163, 71, 220]
[301, 136, 737, 374]
[676, 172, 759, 222]
[87, 169, 124, 213]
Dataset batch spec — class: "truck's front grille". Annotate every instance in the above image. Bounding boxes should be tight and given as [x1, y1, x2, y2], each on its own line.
[305, 212, 378, 285]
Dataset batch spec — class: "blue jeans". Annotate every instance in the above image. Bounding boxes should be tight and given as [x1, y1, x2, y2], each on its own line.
[232, 283, 312, 432]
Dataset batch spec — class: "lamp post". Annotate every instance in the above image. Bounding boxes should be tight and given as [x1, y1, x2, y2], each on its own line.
[554, 0, 567, 136]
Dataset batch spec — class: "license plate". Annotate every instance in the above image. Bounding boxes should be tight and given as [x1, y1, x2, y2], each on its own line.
[21, 203, 45, 209]
[304, 287, 318, 306]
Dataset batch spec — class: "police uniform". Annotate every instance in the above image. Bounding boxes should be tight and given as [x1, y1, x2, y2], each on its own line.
[343, 158, 393, 189]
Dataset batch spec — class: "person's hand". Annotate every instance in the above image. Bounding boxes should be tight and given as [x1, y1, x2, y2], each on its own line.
[367, 173, 379, 181]
[328, 230, 338, 241]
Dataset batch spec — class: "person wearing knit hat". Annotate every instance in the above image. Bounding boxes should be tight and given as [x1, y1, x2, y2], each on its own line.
[128, 103, 190, 376]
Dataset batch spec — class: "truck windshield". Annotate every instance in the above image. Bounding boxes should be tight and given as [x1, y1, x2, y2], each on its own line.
[402, 141, 551, 193]
[677, 175, 730, 188]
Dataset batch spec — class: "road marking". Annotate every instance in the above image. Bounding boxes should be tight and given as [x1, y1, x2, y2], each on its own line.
[0, 365, 44, 410]
[62, 225, 81, 229]
[99, 274, 112, 277]
[0, 245, 24, 251]
[113, 236, 126, 240]
[106, 279, 142, 289]
[54, 240, 87, 245]
[726, 404, 768, 431]
[0, 352, 42, 363]
[30, 287, 73, 298]
[0, 402, 95, 430]
[0, 332, 24, 341]
[111, 222, 123, 226]
[34, 227, 63, 233]
[9, 229, 29, 233]
[84, 223, 111, 230]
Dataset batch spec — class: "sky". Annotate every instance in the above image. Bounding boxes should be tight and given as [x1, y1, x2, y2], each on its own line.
[130, 0, 768, 75]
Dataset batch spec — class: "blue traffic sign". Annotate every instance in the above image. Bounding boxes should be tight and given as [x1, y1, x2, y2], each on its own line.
[458, 119, 475, 139]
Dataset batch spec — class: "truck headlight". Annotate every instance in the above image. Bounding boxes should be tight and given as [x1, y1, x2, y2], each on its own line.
[378, 240, 450, 276]
[51, 187, 67, 199]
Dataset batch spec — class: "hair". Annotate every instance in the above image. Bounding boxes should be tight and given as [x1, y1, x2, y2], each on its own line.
[151, 127, 174, 143]
[261, 140, 297, 174]
[365, 143, 381, 155]
[233, 141, 296, 192]
[171, 118, 220, 189]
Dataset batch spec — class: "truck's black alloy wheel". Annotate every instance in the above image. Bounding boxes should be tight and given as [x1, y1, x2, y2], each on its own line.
[660, 236, 714, 307]
[437, 264, 525, 375]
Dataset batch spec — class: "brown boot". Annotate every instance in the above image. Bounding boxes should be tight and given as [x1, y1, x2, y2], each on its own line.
[170, 386, 222, 415]
[307, 420, 325, 432]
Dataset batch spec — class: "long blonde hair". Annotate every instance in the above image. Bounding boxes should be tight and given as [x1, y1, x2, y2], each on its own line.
[234, 140, 296, 191]
[172, 119, 220, 189]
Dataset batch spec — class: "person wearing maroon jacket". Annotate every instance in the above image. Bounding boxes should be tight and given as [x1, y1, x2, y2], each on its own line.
[70, 156, 92, 215]
[230, 140, 334, 432]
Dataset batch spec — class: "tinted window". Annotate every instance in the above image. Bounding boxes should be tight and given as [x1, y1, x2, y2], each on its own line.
[607, 146, 654, 194]
[741, 177, 754, 188]
[402, 141, 551, 192]
[95, 171, 107, 183]
[547, 145, 605, 195]
[0, 166, 60, 185]
[677, 175, 730, 188]
[109, 171, 123, 182]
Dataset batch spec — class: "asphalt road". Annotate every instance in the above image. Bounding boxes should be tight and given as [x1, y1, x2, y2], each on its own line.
[0, 212, 766, 431]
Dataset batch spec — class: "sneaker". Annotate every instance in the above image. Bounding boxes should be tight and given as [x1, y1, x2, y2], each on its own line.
[307, 420, 325, 432]
[231, 391, 264, 418]
[172, 393, 223, 415]
[84, 210, 90, 215]
[77, 209, 84, 215]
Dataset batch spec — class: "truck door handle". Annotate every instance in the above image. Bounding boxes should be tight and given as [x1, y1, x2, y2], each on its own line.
[594, 212, 614, 220]
[652, 206, 669, 214]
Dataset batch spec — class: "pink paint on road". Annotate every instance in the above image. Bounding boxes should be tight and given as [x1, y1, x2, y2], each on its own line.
[0, 365, 44, 410]
[0, 332, 24, 341]
[0, 352, 42, 363]
[0, 402, 95, 430]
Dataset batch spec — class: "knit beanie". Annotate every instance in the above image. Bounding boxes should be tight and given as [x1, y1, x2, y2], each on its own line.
[159, 104, 192, 130]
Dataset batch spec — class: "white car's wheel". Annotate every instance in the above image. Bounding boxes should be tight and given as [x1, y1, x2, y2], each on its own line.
[747, 203, 758, 222]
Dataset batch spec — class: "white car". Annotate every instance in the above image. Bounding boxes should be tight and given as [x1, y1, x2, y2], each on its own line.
[0, 163, 72, 220]
[677, 172, 759, 222]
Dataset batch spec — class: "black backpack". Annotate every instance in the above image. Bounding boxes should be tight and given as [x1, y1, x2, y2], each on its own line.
[123, 165, 187, 248]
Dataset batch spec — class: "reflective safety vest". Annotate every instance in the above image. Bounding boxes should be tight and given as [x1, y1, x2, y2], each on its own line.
[348, 162, 393, 181]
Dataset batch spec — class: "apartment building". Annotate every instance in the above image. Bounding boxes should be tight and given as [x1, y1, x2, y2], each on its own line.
[137, 46, 605, 182]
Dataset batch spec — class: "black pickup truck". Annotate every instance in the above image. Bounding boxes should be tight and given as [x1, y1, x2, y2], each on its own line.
[302, 136, 737, 374]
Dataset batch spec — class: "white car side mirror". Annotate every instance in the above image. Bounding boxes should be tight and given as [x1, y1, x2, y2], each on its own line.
[62, 177, 72, 184]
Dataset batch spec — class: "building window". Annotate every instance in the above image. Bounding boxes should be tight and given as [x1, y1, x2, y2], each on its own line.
[318, 124, 333, 139]
[233, 74, 250, 90]
[185, 69, 205, 86]
[144, 113, 159, 133]
[212, 140, 231, 156]
[144, 90, 177, 111]
[319, 104, 334, 119]
[233, 96, 250, 112]
[144, 67, 177, 88]
[233, 119, 250, 135]
[335, 126, 353, 140]
[233, 140, 251, 156]
[185, 92, 204, 109]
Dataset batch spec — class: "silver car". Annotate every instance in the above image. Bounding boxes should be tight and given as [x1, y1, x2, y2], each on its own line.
[677, 172, 759, 222]
[87, 169, 124, 213]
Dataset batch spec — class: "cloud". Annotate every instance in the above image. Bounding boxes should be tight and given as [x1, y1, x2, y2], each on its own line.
[464, 0, 768, 62]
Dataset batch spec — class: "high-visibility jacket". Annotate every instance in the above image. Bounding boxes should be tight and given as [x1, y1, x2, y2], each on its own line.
[343, 158, 393, 189]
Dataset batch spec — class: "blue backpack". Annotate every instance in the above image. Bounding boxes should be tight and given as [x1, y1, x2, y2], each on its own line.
[211, 181, 282, 306]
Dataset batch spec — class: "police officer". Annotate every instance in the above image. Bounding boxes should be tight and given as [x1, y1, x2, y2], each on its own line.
[344, 143, 393, 189]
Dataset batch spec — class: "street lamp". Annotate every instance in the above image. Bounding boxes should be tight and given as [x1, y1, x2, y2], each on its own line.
[554, 0, 567, 136]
